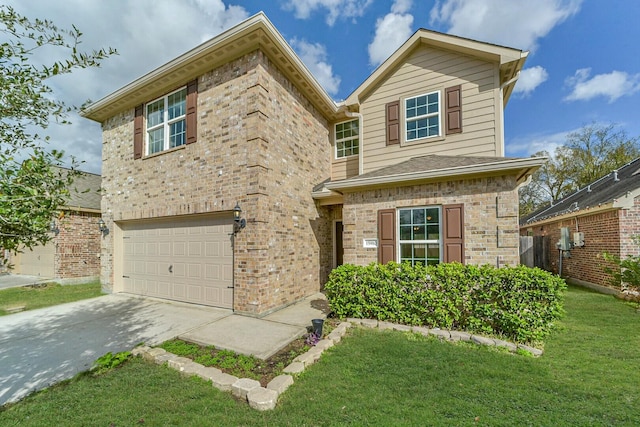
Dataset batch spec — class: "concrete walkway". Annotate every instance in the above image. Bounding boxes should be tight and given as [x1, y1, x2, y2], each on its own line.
[0, 292, 327, 406]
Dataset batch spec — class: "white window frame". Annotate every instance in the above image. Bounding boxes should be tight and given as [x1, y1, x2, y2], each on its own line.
[334, 118, 359, 159]
[397, 206, 442, 266]
[404, 90, 441, 143]
[146, 87, 187, 155]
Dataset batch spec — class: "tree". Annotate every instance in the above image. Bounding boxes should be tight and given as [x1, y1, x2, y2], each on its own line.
[0, 6, 115, 258]
[519, 123, 640, 217]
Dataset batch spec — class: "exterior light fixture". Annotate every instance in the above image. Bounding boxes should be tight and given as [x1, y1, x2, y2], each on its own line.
[233, 203, 246, 234]
[49, 220, 60, 235]
[98, 218, 109, 236]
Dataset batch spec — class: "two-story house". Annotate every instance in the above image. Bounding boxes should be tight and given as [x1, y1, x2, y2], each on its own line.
[81, 13, 543, 316]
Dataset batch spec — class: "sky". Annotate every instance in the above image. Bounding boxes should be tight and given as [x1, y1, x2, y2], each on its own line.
[4, 0, 640, 175]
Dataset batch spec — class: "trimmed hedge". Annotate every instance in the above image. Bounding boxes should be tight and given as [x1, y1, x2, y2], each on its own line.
[324, 262, 567, 343]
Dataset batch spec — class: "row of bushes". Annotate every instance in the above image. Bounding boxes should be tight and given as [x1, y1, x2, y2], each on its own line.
[324, 262, 567, 343]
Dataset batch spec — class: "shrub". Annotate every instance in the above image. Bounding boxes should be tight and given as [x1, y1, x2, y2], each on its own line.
[603, 236, 640, 293]
[324, 262, 566, 343]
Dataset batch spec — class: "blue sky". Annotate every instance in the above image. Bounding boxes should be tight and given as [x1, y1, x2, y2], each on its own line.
[6, 0, 640, 174]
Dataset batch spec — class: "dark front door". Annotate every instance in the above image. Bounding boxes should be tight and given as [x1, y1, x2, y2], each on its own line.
[335, 221, 344, 267]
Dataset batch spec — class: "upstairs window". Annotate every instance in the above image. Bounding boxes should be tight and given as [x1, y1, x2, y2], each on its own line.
[335, 119, 359, 158]
[405, 91, 440, 142]
[146, 87, 187, 155]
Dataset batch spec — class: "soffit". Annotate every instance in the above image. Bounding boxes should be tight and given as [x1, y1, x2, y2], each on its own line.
[81, 13, 338, 123]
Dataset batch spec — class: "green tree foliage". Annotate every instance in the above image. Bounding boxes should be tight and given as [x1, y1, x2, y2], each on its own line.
[520, 123, 640, 217]
[0, 6, 115, 256]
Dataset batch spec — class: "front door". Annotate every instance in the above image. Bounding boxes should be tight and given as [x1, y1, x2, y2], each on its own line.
[335, 220, 344, 267]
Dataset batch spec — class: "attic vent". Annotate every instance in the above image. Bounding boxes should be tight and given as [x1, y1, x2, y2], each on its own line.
[587, 185, 592, 192]
[633, 168, 640, 176]
[613, 170, 620, 181]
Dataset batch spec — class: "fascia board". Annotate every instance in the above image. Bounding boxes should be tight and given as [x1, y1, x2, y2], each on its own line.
[344, 29, 525, 105]
[81, 12, 337, 122]
[326, 157, 546, 191]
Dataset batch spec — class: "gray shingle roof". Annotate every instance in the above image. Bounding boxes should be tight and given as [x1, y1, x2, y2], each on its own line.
[522, 157, 640, 224]
[55, 167, 102, 211]
[354, 155, 521, 180]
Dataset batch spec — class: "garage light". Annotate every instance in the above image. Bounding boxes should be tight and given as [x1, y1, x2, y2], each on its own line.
[98, 218, 109, 236]
[233, 203, 246, 234]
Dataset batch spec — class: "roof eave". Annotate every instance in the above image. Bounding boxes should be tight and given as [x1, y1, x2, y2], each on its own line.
[344, 29, 527, 106]
[81, 12, 338, 122]
[326, 157, 546, 191]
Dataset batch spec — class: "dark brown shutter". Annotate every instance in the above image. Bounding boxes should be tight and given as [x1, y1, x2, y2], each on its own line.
[378, 209, 396, 264]
[442, 204, 464, 263]
[186, 79, 198, 145]
[385, 100, 400, 145]
[445, 85, 462, 135]
[134, 105, 144, 159]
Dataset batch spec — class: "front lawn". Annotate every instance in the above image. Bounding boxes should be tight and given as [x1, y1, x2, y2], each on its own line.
[1, 286, 639, 425]
[0, 281, 103, 315]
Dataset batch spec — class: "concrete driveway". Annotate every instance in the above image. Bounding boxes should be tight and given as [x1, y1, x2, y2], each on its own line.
[0, 294, 231, 406]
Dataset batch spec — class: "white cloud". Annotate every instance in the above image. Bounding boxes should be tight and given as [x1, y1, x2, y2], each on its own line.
[368, 0, 414, 67]
[506, 129, 573, 158]
[514, 66, 549, 96]
[282, 0, 373, 26]
[290, 38, 341, 96]
[4, 0, 250, 174]
[429, 0, 582, 51]
[564, 68, 640, 103]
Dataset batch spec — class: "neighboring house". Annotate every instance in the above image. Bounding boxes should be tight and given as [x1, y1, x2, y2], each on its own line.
[10, 168, 102, 281]
[521, 158, 640, 289]
[81, 13, 542, 316]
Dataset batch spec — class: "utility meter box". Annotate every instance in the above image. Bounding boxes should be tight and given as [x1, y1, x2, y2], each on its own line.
[573, 232, 585, 247]
[557, 227, 572, 250]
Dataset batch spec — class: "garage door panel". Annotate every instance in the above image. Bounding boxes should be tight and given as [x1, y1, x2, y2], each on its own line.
[189, 242, 202, 256]
[121, 214, 233, 308]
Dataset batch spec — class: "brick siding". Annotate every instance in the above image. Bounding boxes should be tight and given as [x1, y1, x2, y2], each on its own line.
[55, 210, 102, 278]
[521, 197, 640, 288]
[101, 50, 331, 315]
[342, 175, 521, 267]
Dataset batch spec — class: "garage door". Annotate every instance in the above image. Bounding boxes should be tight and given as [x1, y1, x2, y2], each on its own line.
[14, 242, 55, 278]
[121, 214, 234, 308]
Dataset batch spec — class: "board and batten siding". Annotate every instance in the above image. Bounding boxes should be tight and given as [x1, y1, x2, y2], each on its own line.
[360, 45, 503, 174]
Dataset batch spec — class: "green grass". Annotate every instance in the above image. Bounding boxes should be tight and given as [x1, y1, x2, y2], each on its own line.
[1, 286, 639, 426]
[0, 281, 103, 315]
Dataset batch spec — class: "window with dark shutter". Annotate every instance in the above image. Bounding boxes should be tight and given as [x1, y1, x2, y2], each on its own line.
[385, 101, 400, 145]
[186, 79, 198, 144]
[378, 209, 396, 264]
[445, 85, 462, 135]
[442, 203, 464, 263]
[133, 105, 143, 160]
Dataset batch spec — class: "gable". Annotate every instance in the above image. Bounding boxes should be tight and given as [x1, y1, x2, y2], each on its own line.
[357, 44, 503, 174]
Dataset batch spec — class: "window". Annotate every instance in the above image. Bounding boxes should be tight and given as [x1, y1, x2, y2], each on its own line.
[405, 91, 440, 142]
[146, 87, 187, 155]
[335, 119, 359, 158]
[398, 207, 441, 266]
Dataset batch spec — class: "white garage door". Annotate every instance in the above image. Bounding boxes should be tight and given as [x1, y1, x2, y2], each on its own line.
[121, 214, 234, 308]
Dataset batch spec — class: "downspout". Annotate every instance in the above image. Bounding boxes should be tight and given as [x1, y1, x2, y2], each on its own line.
[344, 110, 364, 175]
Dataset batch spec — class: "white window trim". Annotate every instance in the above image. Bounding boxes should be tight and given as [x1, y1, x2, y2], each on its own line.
[334, 118, 360, 159]
[145, 86, 187, 155]
[402, 90, 443, 145]
[397, 206, 443, 265]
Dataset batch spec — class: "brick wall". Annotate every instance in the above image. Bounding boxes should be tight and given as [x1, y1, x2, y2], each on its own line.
[55, 210, 102, 279]
[520, 200, 640, 288]
[342, 175, 521, 267]
[101, 50, 331, 315]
